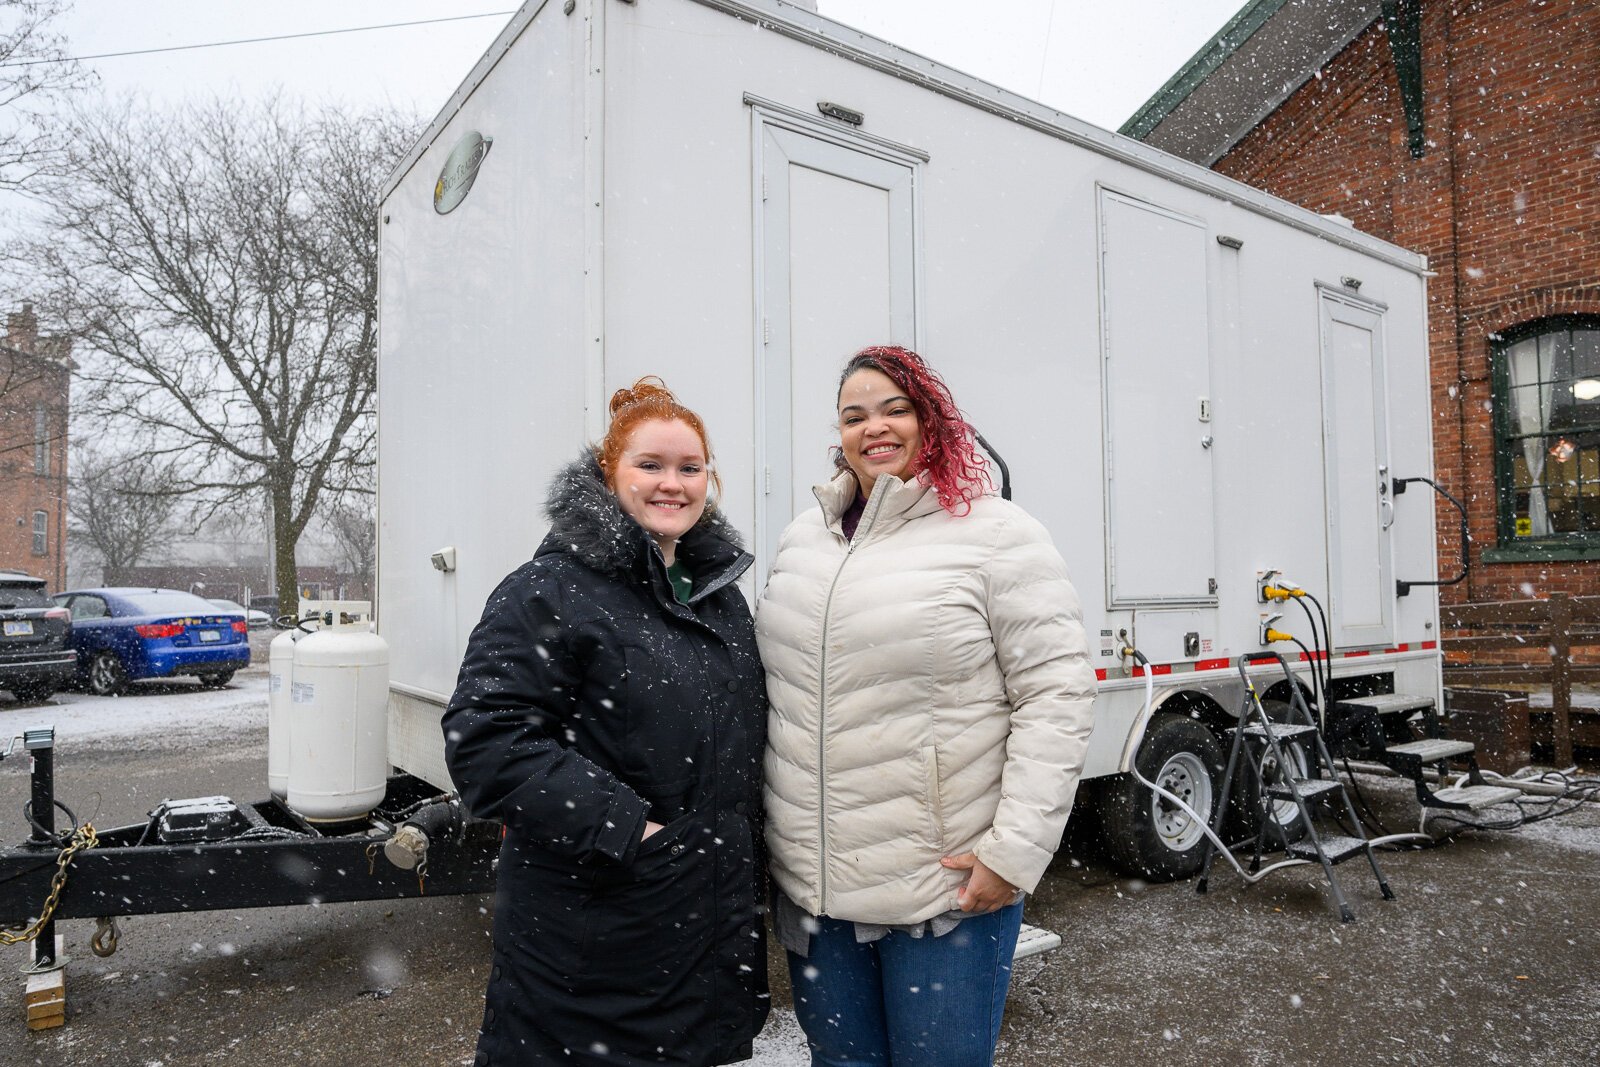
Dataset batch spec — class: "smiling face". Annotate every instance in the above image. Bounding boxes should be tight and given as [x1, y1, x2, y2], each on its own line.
[611, 418, 709, 565]
[838, 367, 923, 498]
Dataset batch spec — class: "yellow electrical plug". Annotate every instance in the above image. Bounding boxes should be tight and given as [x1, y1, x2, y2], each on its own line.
[1259, 612, 1294, 645]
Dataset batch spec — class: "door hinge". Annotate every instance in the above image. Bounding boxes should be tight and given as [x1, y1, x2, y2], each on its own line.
[762, 317, 771, 345]
[1208, 578, 1218, 595]
[764, 466, 772, 495]
[761, 174, 768, 201]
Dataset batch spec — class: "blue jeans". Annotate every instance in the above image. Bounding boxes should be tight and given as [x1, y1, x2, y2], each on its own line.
[787, 901, 1024, 1067]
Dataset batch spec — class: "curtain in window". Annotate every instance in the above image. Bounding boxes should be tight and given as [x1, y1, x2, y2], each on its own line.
[1507, 339, 1554, 535]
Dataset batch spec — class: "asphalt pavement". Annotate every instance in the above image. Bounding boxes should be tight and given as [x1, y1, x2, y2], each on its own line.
[1, 673, 1597, 1066]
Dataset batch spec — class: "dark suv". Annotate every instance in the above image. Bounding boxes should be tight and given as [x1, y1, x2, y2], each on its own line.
[0, 571, 75, 702]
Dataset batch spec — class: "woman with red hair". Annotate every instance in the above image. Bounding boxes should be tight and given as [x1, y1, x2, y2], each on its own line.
[445, 378, 769, 1066]
[757, 347, 1096, 1065]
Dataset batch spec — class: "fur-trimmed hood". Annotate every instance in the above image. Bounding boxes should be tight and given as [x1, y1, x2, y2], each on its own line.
[540, 453, 750, 590]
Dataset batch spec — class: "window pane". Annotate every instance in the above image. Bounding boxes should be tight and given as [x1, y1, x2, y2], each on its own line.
[1572, 331, 1600, 414]
[1510, 384, 1547, 434]
[0, 585, 49, 608]
[1513, 484, 1543, 536]
[1544, 329, 1574, 384]
[122, 591, 217, 615]
[1504, 336, 1541, 388]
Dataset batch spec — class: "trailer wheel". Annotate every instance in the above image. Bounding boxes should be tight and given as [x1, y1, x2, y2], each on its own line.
[1101, 713, 1225, 881]
[1230, 700, 1310, 847]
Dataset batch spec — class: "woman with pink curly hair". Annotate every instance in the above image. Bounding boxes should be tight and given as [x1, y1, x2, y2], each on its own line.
[757, 346, 1097, 1066]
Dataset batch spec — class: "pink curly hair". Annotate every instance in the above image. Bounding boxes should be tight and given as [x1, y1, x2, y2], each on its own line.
[834, 346, 991, 513]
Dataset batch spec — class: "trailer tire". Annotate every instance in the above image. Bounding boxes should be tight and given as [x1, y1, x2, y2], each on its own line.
[1100, 713, 1225, 881]
[1229, 699, 1311, 848]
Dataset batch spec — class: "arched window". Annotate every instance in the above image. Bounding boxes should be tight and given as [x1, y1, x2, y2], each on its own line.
[1494, 316, 1600, 554]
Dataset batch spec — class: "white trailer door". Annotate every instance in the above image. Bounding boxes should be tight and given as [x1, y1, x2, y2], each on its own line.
[755, 119, 918, 579]
[1099, 190, 1217, 607]
[1319, 290, 1395, 647]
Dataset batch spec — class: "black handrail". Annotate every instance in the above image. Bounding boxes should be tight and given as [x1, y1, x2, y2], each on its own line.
[973, 430, 1011, 501]
[1393, 476, 1469, 597]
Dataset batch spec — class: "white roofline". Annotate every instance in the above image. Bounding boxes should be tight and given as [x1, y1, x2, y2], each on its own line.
[383, 0, 1427, 275]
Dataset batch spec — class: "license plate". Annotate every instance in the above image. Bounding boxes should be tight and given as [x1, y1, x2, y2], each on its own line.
[4, 621, 32, 637]
[197, 629, 221, 643]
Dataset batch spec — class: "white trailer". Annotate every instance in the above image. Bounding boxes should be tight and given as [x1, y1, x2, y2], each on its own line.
[377, 0, 1457, 879]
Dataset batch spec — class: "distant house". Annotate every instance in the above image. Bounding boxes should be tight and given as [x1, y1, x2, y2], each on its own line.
[1124, 0, 1600, 607]
[0, 305, 70, 590]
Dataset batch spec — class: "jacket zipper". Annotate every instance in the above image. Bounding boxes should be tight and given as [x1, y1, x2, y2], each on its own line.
[814, 483, 888, 916]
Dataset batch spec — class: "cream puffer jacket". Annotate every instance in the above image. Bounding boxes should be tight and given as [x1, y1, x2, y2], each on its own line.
[756, 470, 1097, 926]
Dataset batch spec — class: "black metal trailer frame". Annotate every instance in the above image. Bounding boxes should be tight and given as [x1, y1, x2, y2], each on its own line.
[1, 726, 498, 977]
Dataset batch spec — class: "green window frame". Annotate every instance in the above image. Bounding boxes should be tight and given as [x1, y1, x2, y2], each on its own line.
[1490, 315, 1600, 561]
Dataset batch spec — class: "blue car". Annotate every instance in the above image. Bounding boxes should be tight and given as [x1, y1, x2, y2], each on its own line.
[51, 588, 252, 696]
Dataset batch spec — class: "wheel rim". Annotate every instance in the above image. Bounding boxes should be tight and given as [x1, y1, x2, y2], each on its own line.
[1151, 752, 1213, 852]
[1260, 743, 1310, 828]
[91, 656, 117, 691]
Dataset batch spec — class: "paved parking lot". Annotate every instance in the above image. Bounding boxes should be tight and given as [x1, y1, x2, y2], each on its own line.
[2, 680, 1597, 1065]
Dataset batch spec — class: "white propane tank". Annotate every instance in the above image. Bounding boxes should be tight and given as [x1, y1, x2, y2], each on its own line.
[286, 604, 389, 822]
[266, 623, 305, 801]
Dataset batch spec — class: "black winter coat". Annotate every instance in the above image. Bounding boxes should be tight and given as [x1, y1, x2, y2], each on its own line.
[444, 456, 769, 1067]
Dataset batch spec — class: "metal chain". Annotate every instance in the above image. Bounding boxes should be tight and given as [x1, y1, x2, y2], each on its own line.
[0, 823, 98, 946]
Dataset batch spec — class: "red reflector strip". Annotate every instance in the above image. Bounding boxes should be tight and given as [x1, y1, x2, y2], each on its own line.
[1422, 640, 1437, 650]
[1131, 664, 1173, 677]
[1344, 650, 1370, 657]
[1298, 650, 1328, 662]
[1095, 669, 1107, 681]
[1195, 658, 1231, 672]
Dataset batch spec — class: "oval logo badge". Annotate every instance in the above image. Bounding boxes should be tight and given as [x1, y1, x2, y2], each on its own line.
[433, 130, 493, 215]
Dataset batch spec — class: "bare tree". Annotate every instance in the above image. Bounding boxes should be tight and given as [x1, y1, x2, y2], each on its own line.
[31, 97, 417, 608]
[0, 0, 90, 190]
[324, 496, 375, 598]
[67, 444, 179, 584]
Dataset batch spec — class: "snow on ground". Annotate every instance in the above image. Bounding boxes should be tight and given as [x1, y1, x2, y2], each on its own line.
[751, 1008, 810, 1065]
[0, 675, 268, 753]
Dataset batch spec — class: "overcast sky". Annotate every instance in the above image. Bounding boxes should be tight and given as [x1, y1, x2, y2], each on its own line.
[50, 0, 1243, 130]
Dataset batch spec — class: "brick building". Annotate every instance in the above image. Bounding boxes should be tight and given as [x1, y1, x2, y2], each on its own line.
[1124, 0, 1599, 607]
[0, 305, 70, 589]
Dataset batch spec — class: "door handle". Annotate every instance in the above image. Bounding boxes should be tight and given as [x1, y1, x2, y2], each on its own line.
[1380, 495, 1395, 530]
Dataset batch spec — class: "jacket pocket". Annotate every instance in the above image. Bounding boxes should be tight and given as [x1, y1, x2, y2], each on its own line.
[923, 745, 947, 850]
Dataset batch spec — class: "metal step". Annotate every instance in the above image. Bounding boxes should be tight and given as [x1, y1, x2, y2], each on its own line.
[1386, 738, 1476, 762]
[1266, 777, 1344, 801]
[1239, 722, 1318, 741]
[1013, 922, 1061, 961]
[1286, 834, 1371, 864]
[1336, 693, 1435, 716]
[1430, 784, 1522, 810]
